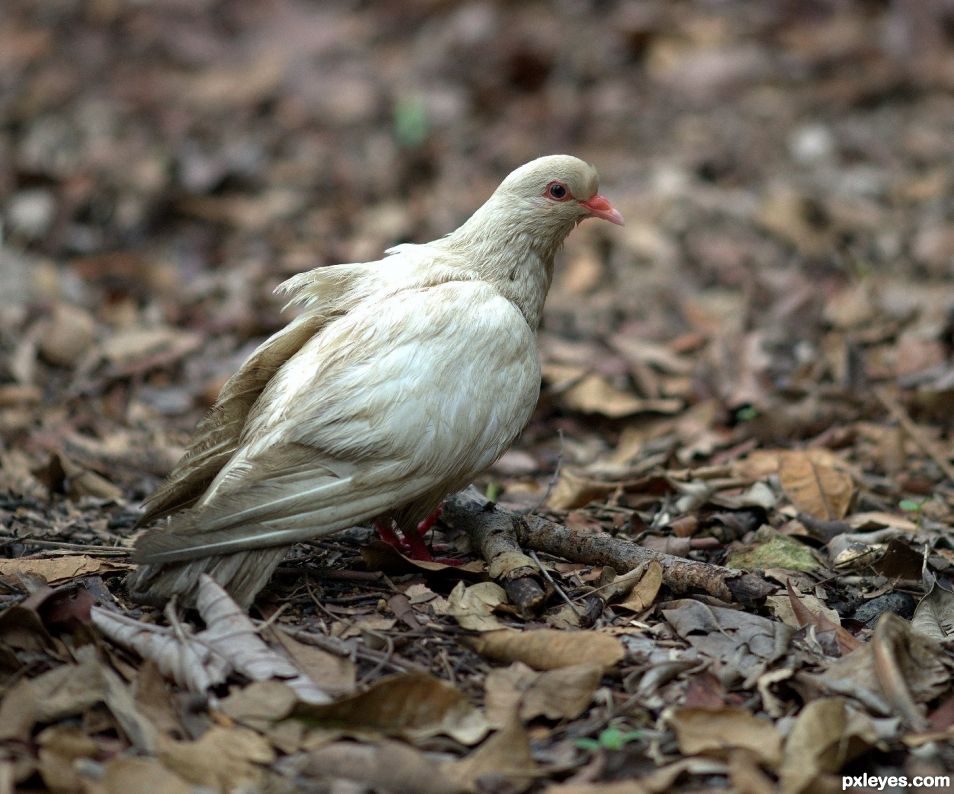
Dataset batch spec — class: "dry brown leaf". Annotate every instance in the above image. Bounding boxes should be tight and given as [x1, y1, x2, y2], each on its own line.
[727, 749, 777, 794]
[271, 628, 357, 694]
[485, 662, 603, 728]
[732, 449, 785, 481]
[545, 758, 727, 794]
[0, 646, 156, 750]
[778, 698, 877, 794]
[36, 724, 97, 793]
[56, 453, 124, 500]
[765, 591, 839, 629]
[93, 576, 331, 703]
[450, 714, 538, 794]
[446, 581, 508, 631]
[803, 613, 950, 719]
[467, 629, 624, 671]
[617, 561, 663, 613]
[548, 467, 619, 510]
[782, 580, 861, 654]
[778, 449, 854, 520]
[0, 556, 131, 584]
[560, 373, 682, 418]
[911, 578, 954, 642]
[293, 672, 489, 746]
[305, 740, 464, 794]
[90, 757, 192, 794]
[667, 706, 782, 767]
[218, 680, 300, 731]
[845, 511, 918, 532]
[158, 726, 274, 791]
[545, 784, 648, 794]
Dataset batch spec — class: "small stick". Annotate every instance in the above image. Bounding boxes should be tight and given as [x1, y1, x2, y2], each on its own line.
[446, 487, 773, 604]
[529, 549, 580, 618]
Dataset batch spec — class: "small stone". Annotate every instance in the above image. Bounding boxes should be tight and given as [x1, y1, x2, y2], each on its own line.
[6, 189, 56, 239]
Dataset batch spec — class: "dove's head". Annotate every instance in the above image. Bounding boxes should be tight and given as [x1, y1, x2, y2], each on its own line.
[451, 155, 623, 264]
[445, 154, 622, 327]
[495, 154, 624, 230]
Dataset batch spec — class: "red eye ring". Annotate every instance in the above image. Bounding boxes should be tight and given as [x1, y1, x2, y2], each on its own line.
[544, 180, 571, 201]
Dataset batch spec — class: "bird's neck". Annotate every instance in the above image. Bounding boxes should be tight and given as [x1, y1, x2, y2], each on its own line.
[446, 207, 571, 329]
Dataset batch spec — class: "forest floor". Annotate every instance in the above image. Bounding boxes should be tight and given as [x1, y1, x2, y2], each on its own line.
[1, 1, 953, 792]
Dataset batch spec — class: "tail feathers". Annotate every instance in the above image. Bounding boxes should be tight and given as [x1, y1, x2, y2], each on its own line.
[132, 470, 436, 565]
[126, 546, 289, 609]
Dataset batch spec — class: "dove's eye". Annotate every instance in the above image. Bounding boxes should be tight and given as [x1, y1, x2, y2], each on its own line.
[545, 181, 570, 201]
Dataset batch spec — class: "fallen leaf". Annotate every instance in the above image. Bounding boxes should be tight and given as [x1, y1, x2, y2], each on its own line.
[548, 468, 619, 510]
[726, 526, 823, 573]
[778, 449, 854, 520]
[663, 600, 792, 685]
[778, 698, 877, 794]
[667, 706, 782, 767]
[911, 578, 954, 642]
[270, 628, 356, 694]
[293, 672, 489, 746]
[802, 613, 950, 720]
[158, 725, 274, 791]
[485, 662, 603, 728]
[36, 724, 97, 793]
[451, 715, 538, 793]
[446, 581, 508, 631]
[304, 739, 463, 794]
[560, 373, 682, 417]
[0, 646, 156, 750]
[0, 556, 131, 584]
[467, 629, 624, 671]
[93, 576, 332, 703]
[218, 680, 300, 731]
[616, 561, 663, 613]
[91, 757, 192, 794]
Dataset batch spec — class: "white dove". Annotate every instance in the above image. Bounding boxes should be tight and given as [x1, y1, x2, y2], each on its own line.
[128, 154, 623, 607]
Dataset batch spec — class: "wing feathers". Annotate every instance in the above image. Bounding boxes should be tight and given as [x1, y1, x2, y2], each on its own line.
[138, 312, 327, 525]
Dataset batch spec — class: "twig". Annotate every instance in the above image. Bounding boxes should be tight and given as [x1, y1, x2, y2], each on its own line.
[446, 487, 773, 604]
[271, 624, 428, 675]
[442, 490, 547, 617]
[529, 549, 580, 617]
[875, 387, 954, 483]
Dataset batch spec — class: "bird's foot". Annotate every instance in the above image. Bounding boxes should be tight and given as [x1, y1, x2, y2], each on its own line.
[415, 505, 443, 536]
[373, 516, 462, 565]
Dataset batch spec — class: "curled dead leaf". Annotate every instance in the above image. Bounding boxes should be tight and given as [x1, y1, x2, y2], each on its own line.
[778, 698, 877, 794]
[446, 581, 508, 631]
[778, 449, 854, 520]
[293, 672, 489, 746]
[667, 706, 781, 767]
[0, 556, 131, 585]
[467, 628, 624, 671]
[485, 662, 603, 728]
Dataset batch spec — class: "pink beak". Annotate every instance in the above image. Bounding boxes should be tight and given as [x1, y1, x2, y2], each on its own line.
[579, 194, 624, 226]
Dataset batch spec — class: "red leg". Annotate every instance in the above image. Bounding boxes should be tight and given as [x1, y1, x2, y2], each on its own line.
[374, 515, 462, 566]
[374, 518, 403, 547]
[401, 526, 435, 561]
[415, 505, 443, 537]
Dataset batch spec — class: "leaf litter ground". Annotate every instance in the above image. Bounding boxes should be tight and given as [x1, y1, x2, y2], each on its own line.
[1, 1, 953, 792]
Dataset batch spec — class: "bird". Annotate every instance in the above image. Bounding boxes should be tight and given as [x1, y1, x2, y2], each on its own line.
[127, 154, 623, 608]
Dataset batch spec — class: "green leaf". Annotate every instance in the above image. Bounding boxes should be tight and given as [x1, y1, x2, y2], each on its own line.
[393, 96, 429, 149]
[899, 499, 923, 513]
[735, 405, 759, 422]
